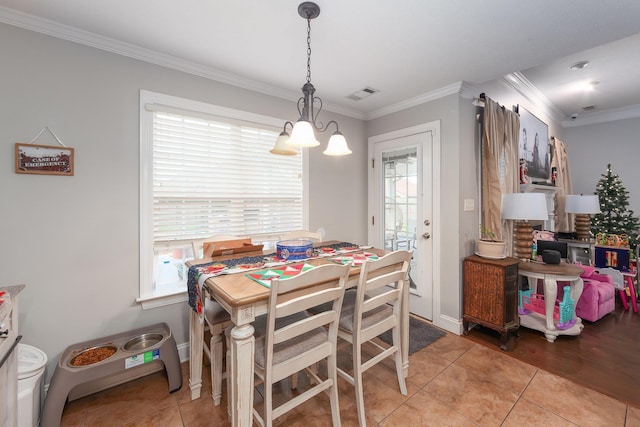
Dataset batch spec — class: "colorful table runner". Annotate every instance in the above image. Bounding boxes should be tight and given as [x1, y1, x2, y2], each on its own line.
[187, 241, 363, 316]
[329, 251, 379, 266]
[245, 263, 315, 288]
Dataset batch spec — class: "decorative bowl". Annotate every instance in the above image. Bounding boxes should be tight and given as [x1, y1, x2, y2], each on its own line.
[277, 239, 313, 260]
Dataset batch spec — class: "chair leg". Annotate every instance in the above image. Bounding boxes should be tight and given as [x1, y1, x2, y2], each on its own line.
[353, 343, 367, 427]
[392, 325, 407, 395]
[264, 379, 273, 427]
[327, 353, 342, 427]
[211, 332, 224, 406]
[619, 289, 629, 310]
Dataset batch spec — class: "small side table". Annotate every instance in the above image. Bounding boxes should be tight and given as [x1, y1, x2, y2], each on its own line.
[518, 262, 584, 342]
[462, 255, 520, 350]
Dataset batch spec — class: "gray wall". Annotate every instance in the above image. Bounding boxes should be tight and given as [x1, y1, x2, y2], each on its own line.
[367, 93, 470, 332]
[0, 23, 367, 381]
[565, 117, 640, 215]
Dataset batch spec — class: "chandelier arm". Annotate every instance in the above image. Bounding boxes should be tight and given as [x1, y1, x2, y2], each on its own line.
[319, 120, 339, 134]
[282, 121, 294, 133]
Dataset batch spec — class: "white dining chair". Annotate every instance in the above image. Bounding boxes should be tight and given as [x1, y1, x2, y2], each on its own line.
[191, 235, 239, 406]
[252, 263, 350, 427]
[336, 250, 412, 427]
[279, 229, 323, 242]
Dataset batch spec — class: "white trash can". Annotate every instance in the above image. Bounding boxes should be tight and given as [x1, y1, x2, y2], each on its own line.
[18, 344, 48, 427]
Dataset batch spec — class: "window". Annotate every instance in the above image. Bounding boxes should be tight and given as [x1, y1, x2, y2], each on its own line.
[139, 91, 306, 306]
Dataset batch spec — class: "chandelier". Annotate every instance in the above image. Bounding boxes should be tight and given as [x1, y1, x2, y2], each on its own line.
[270, 2, 352, 156]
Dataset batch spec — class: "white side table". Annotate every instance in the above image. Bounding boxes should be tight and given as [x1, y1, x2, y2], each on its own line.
[518, 262, 584, 342]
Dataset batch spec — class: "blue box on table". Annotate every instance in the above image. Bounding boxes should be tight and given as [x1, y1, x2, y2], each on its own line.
[594, 245, 631, 271]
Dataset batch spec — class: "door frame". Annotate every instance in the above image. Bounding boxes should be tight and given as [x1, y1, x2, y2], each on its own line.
[367, 121, 441, 323]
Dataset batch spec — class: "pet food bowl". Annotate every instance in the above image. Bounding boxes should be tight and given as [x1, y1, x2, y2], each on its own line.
[276, 239, 313, 260]
[122, 333, 165, 352]
[68, 345, 118, 367]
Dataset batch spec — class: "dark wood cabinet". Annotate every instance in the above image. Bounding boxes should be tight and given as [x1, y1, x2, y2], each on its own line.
[463, 255, 519, 350]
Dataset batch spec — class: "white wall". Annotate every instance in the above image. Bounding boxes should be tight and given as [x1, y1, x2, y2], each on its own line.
[0, 23, 367, 382]
[565, 117, 640, 215]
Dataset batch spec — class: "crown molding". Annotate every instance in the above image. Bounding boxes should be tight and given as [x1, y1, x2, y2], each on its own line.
[366, 82, 465, 120]
[500, 72, 566, 124]
[501, 71, 640, 128]
[0, 6, 367, 121]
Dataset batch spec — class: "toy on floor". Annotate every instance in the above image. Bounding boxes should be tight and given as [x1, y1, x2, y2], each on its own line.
[519, 286, 576, 329]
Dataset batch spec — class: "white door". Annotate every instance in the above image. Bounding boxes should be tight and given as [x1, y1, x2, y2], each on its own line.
[368, 123, 439, 320]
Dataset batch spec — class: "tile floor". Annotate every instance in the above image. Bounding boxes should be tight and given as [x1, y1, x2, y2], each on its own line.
[60, 332, 640, 426]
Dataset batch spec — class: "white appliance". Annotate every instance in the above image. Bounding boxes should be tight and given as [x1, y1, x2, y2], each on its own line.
[0, 296, 21, 427]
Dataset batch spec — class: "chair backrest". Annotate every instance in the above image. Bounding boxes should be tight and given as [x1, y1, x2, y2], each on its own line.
[263, 263, 350, 381]
[354, 250, 412, 336]
[597, 267, 625, 290]
[192, 234, 242, 259]
[279, 230, 323, 242]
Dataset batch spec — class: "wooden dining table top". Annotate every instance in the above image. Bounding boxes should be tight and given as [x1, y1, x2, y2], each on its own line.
[187, 242, 388, 307]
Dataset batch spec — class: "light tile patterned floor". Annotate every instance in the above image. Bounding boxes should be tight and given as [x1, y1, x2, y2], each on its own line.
[60, 332, 640, 426]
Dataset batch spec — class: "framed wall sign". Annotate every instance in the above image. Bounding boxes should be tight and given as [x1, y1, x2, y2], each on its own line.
[15, 143, 75, 176]
[518, 108, 550, 181]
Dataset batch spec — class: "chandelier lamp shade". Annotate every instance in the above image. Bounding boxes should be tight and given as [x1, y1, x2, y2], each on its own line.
[565, 194, 601, 241]
[501, 192, 549, 260]
[270, 2, 352, 156]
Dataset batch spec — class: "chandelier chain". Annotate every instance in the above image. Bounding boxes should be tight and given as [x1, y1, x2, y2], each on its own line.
[306, 17, 312, 83]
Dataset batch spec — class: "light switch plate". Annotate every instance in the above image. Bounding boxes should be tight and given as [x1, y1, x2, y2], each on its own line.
[464, 199, 475, 212]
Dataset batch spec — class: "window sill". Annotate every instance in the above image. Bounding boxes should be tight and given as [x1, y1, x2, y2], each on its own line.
[136, 290, 188, 310]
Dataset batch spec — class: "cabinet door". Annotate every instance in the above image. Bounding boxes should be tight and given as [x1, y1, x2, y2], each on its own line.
[464, 260, 505, 327]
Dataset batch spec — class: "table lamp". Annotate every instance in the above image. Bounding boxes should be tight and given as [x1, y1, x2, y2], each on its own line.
[565, 194, 601, 241]
[501, 193, 549, 260]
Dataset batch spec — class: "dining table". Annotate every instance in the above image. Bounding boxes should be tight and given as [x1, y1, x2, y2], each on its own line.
[186, 241, 410, 427]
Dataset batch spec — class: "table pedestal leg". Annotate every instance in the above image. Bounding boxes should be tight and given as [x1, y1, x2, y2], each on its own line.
[229, 323, 255, 427]
[569, 277, 584, 316]
[543, 278, 558, 331]
[188, 309, 204, 400]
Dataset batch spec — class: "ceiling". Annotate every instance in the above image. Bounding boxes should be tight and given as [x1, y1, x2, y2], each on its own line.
[2, 0, 640, 125]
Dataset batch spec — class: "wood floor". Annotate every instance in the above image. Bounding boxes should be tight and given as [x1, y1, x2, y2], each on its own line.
[464, 299, 640, 409]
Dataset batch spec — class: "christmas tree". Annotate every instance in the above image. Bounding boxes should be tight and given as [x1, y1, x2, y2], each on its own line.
[591, 163, 640, 250]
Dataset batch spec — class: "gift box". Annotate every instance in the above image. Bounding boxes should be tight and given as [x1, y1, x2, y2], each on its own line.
[203, 238, 264, 258]
[594, 245, 631, 272]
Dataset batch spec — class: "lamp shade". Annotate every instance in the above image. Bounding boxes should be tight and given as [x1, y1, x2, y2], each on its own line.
[289, 120, 320, 147]
[501, 193, 548, 220]
[323, 132, 352, 156]
[269, 132, 297, 155]
[564, 195, 601, 214]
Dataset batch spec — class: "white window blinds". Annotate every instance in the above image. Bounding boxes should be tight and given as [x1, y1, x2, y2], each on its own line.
[152, 111, 303, 244]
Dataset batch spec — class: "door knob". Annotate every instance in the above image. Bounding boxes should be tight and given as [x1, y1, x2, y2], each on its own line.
[422, 232, 431, 239]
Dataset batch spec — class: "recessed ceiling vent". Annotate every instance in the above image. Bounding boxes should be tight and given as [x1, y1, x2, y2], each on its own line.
[570, 60, 590, 70]
[582, 105, 597, 111]
[346, 87, 379, 101]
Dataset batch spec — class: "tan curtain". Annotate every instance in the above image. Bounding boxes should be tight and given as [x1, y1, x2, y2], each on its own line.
[550, 136, 574, 231]
[481, 97, 520, 255]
